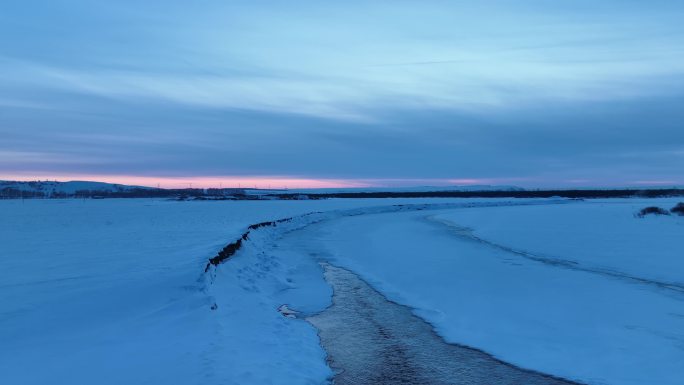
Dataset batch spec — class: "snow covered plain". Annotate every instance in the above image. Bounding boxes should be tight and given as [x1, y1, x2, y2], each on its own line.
[1, 198, 682, 384]
[0, 198, 477, 384]
[283, 198, 684, 385]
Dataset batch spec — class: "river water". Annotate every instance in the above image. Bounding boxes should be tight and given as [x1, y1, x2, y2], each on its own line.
[307, 263, 579, 385]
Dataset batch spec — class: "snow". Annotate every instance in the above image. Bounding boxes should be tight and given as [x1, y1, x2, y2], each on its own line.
[283, 198, 684, 385]
[0, 197, 471, 385]
[2, 197, 682, 385]
[431, 198, 684, 286]
[202, 228, 333, 384]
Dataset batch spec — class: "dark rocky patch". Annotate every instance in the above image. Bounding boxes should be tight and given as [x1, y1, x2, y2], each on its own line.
[204, 216, 297, 272]
[636, 206, 671, 218]
[670, 202, 684, 216]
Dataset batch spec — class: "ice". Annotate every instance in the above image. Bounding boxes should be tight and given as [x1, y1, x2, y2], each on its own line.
[283, 199, 684, 385]
[0, 198, 472, 384]
[2, 197, 681, 385]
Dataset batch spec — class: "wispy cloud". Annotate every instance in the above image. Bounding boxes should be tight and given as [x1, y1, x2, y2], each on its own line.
[3, 0, 684, 122]
[4, 40, 684, 122]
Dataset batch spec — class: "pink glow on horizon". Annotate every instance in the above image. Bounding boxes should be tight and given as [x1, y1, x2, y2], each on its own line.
[4, 174, 678, 189]
[0, 174, 373, 189]
[0, 174, 505, 189]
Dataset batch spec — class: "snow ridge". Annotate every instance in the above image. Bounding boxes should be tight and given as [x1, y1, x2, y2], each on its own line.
[427, 215, 684, 294]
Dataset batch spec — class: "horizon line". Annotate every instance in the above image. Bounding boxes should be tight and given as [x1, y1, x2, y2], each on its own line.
[1, 174, 682, 190]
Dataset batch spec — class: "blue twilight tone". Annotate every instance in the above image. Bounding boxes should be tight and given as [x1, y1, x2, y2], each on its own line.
[1, 0, 683, 187]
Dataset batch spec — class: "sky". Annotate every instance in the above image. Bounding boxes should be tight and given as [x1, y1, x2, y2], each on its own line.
[1, 0, 683, 188]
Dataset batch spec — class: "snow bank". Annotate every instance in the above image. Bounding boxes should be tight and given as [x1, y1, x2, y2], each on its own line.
[284, 201, 684, 385]
[432, 198, 684, 289]
[5, 197, 676, 385]
[0, 197, 481, 385]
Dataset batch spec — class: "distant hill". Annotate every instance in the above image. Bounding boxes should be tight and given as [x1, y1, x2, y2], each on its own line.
[0, 180, 256, 199]
[0, 180, 156, 198]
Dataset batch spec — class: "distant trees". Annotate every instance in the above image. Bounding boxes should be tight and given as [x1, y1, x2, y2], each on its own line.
[0, 187, 45, 199]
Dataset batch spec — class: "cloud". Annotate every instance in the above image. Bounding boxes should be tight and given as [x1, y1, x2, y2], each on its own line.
[1, 0, 683, 186]
[3, 0, 684, 121]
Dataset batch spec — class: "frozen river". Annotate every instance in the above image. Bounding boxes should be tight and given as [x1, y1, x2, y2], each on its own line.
[309, 263, 577, 385]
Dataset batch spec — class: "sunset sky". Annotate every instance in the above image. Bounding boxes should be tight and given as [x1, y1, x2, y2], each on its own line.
[1, 0, 683, 188]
